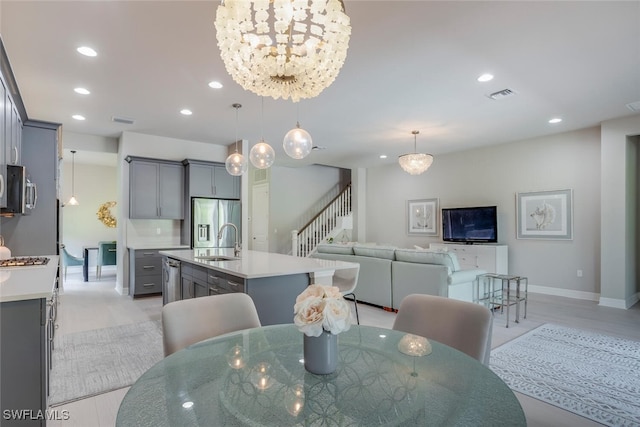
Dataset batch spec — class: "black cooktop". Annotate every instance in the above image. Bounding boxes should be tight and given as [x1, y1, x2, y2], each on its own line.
[0, 257, 50, 267]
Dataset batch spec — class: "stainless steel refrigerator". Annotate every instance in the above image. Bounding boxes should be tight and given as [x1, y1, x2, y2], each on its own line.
[192, 198, 241, 249]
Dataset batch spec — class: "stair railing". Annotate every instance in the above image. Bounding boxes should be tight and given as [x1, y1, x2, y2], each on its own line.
[292, 184, 351, 257]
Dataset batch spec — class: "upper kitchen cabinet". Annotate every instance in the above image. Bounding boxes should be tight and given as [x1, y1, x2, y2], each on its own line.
[127, 157, 184, 220]
[1, 40, 27, 209]
[5, 91, 22, 166]
[184, 159, 240, 200]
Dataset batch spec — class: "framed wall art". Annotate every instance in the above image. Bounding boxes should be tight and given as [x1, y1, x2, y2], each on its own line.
[516, 189, 573, 240]
[407, 198, 439, 236]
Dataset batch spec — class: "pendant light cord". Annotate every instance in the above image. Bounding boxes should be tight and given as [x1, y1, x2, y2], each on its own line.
[71, 150, 76, 196]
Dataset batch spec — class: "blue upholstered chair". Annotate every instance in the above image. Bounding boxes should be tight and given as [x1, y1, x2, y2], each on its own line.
[96, 241, 117, 279]
[61, 244, 84, 279]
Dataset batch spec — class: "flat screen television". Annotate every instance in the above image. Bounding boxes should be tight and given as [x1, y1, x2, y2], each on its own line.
[442, 206, 498, 243]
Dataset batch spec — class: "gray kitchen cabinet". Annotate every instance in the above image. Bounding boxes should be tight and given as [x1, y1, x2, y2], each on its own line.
[0, 298, 47, 426]
[0, 75, 6, 208]
[184, 160, 240, 199]
[4, 87, 22, 167]
[127, 157, 184, 219]
[179, 263, 209, 298]
[207, 269, 244, 295]
[129, 249, 164, 297]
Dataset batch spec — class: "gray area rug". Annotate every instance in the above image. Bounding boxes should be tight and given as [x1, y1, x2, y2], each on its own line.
[49, 320, 163, 406]
[490, 323, 640, 426]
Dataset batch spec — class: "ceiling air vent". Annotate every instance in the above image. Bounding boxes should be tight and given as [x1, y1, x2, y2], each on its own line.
[111, 116, 135, 125]
[487, 88, 517, 100]
[626, 101, 640, 112]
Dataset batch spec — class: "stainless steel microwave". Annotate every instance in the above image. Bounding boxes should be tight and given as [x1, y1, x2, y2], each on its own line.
[1, 165, 37, 216]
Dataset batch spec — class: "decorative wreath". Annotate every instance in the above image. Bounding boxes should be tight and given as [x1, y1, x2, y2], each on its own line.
[97, 201, 117, 228]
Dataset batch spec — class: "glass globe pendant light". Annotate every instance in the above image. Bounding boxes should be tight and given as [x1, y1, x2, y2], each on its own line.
[283, 123, 312, 160]
[67, 150, 79, 206]
[225, 103, 248, 176]
[250, 98, 276, 169]
[249, 140, 275, 169]
[398, 131, 433, 175]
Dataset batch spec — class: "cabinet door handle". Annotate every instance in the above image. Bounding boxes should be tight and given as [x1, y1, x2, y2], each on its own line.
[143, 283, 155, 288]
[0, 174, 4, 198]
[227, 280, 242, 288]
[143, 266, 155, 270]
[142, 252, 155, 256]
[12, 146, 18, 164]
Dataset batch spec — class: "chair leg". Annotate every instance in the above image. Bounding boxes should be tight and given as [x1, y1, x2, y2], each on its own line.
[344, 292, 359, 325]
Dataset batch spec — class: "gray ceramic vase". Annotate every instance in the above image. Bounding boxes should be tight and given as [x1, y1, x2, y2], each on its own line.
[303, 330, 338, 375]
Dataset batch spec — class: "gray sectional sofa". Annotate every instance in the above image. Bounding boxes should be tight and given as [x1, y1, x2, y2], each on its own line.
[310, 243, 486, 310]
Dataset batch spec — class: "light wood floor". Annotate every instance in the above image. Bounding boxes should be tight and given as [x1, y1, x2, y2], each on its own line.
[49, 268, 640, 427]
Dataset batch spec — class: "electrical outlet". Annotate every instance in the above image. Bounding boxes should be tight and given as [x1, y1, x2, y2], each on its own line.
[156, 228, 161, 235]
[577, 269, 583, 278]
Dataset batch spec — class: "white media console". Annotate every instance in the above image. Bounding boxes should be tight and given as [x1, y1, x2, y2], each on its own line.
[429, 243, 508, 275]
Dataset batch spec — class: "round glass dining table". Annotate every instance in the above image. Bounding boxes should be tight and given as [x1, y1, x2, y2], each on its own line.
[116, 324, 525, 426]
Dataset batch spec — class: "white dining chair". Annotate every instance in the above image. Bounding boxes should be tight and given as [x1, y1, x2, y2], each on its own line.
[162, 293, 261, 357]
[332, 265, 360, 324]
[392, 293, 493, 365]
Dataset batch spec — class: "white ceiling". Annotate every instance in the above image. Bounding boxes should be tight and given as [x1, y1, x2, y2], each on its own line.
[1, 1, 639, 169]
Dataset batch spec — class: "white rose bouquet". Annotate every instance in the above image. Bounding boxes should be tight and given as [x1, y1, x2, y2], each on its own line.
[293, 284, 352, 337]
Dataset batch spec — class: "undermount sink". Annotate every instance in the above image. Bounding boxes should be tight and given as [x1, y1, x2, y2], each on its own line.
[194, 255, 238, 262]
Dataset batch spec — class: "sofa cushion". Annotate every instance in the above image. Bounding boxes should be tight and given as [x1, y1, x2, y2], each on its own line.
[316, 243, 355, 255]
[394, 248, 461, 272]
[353, 244, 396, 260]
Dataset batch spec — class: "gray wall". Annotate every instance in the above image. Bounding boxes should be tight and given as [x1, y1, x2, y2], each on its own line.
[364, 126, 602, 299]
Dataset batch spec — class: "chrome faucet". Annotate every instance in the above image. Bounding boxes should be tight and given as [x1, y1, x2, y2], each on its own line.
[218, 223, 241, 257]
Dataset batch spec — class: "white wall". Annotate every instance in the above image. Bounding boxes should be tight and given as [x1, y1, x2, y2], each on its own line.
[269, 165, 348, 253]
[600, 115, 640, 308]
[61, 161, 117, 267]
[365, 127, 602, 300]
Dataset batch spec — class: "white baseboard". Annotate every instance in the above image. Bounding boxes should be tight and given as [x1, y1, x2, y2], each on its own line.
[599, 293, 639, 309]
[528, 284, 599, 302]
[530, 284, 639, 310]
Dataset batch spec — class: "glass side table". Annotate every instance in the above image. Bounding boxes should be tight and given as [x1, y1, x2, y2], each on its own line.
[476, 273, 528, 328]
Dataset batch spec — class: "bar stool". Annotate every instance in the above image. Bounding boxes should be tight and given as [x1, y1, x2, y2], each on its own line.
[476, 273, 528, 328]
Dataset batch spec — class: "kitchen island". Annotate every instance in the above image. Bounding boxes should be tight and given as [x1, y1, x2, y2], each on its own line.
[0, 255, 59, 427]
[160, 249, 359, 325]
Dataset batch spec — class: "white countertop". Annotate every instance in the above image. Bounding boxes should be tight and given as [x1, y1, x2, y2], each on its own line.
[159, 249, 358, 279]
[0, 255, 60, 303]
[128, 244, 190, 251]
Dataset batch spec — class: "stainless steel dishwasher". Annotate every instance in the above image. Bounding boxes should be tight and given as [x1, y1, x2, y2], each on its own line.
[162, 257, 181, 305]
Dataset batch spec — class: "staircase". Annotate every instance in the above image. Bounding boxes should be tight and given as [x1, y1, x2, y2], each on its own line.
[292, 184, 352, 257]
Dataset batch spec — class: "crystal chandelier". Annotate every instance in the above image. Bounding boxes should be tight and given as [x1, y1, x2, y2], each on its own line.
[225, 103, 249, 176]
[214, 0, 351, 102]
[398, 131, 433, 175]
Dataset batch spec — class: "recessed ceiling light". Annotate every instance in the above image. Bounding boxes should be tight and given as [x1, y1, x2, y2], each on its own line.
[74, 87, 90, 95]
[180, 109, 193, 116]
[549, 117, 563, 124]
[477, 73, 494, 82]
[379, 154, 387, 159]
[76, 46, 97, 57]
[72, 114, 86, 121]
[208, 81, 223, 89]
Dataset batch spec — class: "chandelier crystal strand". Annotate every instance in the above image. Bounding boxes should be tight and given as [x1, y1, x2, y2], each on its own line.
[250, 97, 276, 169]
[226, 103, 249, 176]
[215, 0, 351, 102]
[398, 131, 433, 175]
